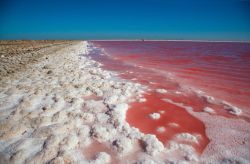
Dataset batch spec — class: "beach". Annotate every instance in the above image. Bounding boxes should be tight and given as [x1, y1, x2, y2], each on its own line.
[0, 41, 249, 164]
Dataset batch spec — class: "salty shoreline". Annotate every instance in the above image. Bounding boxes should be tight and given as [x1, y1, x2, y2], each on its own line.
[0, 41, 163, 163]
[0, 41, 249, 163]
[89, 41, 250, 163]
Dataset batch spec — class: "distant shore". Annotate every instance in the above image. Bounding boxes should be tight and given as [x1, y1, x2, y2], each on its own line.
[89, 39, 250, 43]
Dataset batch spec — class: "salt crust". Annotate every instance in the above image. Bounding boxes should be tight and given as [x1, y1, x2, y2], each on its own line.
[149, 113, 161, 120]
[195, 90, 243, 116]
[91, 152, 111, 164]
[192, 112, 250, 163]
[0, 41, 204, 163]
[222, 101, 242, 116]
[156, 127, 166, 133]
[166, 98, 250, 163]
[135, 154, 161, 164]
[203, 107, 215, 114]
[176, 133, 199, 144]
[138, 98, 147, 103]
[112, 137, 133, 155]
[168, 122, 180, 128]
[141, 134, 164, 156]
[165, 141, 199, 163]
[155, 89, 168, 94]
[162, 96, 249, 163]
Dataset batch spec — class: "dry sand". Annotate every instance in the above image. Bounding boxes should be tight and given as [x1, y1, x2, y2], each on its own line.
[0, 41, 249, 164]
[0, 40, 74, 78]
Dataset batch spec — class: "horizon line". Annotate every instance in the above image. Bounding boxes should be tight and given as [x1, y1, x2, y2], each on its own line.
[88, 39, 250, 43]
[1, 39, 250, 43]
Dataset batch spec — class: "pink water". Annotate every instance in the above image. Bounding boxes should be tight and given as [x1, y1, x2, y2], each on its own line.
[89, 41, 250, 153]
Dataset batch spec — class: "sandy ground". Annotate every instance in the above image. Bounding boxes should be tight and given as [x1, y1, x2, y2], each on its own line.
[0, 41, 249, 164]
[0, 40, 74, 78]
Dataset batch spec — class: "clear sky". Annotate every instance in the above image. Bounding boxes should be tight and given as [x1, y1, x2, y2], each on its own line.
[0, 0, 250, 41]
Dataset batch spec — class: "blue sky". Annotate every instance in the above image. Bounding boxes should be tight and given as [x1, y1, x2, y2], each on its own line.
[0, 0, 250, 40]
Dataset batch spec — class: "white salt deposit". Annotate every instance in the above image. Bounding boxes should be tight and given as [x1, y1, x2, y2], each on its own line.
[149, 82, 157, 85]
[156, 88, 168, 94]
[222, 101, 242, 116]
[203, 107, 215, 114]
[167, 141, 199, 162]
[109, 103, 129, 122]
[204, 95, 215, 103]
[194, 90, 216, 104]
[168, 122, 180, 128]
[91, 124, 116, 142]
[149, 113, 161, 120]
[186, 106, 250, 163]
[92, 152, 111, 164]
[156, 126, 166, 133]
[176, 133, 199, 144]
[112, 137, 133, 155]
[141, 134, 164, 156]
[175, 91, 182, 94]
[0, 41, 147, 163]
[104, 95, 118, 104]
[138, 98, 147, 103]
[162, 98, 193, 111]
[135, 155, 160, 164]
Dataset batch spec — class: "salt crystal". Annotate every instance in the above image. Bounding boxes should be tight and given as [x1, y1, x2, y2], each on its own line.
[156, 126, 166, 133]
[203, 107, 215, 114]
[156, 88, 168, 94]
[149, 113, 161, 120]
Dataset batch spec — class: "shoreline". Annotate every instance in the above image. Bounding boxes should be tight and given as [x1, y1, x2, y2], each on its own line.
[0, 41, 165, 163]
[89, 39, 250, 43]
[0, 41, 249, 163]
[89, 41, 250, 163]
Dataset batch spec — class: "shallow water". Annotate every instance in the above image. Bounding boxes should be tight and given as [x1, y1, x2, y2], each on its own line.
[89, 41, 250, 153]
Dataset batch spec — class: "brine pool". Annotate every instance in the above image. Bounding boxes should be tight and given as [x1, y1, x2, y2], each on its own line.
[89, 41, 250, 153]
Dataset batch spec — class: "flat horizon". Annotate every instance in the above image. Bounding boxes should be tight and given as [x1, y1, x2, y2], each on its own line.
[1, 39, 250, 43]
[89, 39, 250, 43]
